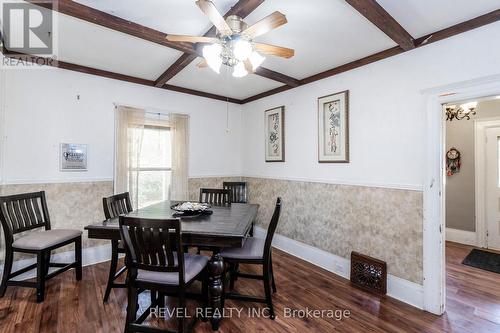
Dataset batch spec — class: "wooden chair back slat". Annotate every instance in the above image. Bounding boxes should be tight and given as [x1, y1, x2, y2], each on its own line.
[223, 182, 248, 203]
[119, 217, 185, 283]
[0, 192, 51, 244]
[199, 188, 231, 206]
[31, 197, 43, 224]
[19, 199, 31, 227]
[263, 198, 282, 262]
[103, 192, 133, 219]
[25, 199, 37, 227]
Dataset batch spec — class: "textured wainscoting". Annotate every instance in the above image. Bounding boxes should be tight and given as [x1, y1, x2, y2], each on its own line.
[187, 176, 423, 284]
[243, 177, 423, 284]
[0, 181, 113, 265]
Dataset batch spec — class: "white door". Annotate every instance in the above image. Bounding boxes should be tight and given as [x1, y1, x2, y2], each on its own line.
[485, 127, 500, 250]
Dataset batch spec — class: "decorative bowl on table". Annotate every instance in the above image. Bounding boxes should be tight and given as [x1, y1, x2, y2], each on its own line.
[171, 202, 212, 218]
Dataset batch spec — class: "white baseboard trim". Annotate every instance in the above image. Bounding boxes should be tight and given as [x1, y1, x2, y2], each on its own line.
[0, 244, 113, 281]
[253, 226, 424, 310]
[445, 228, 477, 246]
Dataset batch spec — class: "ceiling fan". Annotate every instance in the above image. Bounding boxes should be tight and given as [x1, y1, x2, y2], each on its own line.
[166, 0, 294, 78]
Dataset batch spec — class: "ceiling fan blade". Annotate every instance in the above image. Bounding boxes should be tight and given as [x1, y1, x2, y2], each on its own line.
[197, 59, 208, 68]
[242, 11, 287, 39]
[253, 43, 295, 58]
[243, 59, 254, 73]
[166, 35, 219, 43]
[195, 0, 233, 36]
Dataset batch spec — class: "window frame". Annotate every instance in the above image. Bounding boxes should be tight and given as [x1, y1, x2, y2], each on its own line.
[133, 124, 172, 208]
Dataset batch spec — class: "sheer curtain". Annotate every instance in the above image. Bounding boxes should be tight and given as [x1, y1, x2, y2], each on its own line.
[114, 105, 189, 208]
[115, 106, 146, 209]
[170, 113, 189, 201]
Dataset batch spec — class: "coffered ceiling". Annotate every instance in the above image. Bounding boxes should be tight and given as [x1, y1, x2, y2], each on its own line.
[4, 0, 500, 103]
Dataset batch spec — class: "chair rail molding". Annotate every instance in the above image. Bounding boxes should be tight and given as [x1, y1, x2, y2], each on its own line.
[422, 73, 500, 315]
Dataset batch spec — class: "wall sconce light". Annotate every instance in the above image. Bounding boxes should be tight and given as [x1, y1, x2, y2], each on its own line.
[445, 102, 477, 121]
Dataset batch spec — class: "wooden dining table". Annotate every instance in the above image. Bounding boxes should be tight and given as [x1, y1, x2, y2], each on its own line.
[84, 200, 259, 330]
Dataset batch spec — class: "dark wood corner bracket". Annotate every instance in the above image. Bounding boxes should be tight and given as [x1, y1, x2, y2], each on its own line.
[13, 2, 500, 105]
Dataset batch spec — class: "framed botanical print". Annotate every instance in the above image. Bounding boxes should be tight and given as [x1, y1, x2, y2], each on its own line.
[264, 106, 285, 162]
[318, 90, 349, 163]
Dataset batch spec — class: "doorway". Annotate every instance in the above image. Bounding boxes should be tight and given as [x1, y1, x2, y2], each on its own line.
[442, 96, 500, 327]
[485, 127, 500, 249]
[422, 75, 500, 316]
[475, 118, 500, 250]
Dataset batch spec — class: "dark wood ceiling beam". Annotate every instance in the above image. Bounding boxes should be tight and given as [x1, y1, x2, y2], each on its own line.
[155, 53, 198, 86]
[28, 0, 197, 55]
[155, 0, 265, 87]
[346, 0, 415, 50]
[242, 9, 500, 104]
[254, 67, 301, 87]
[163, 84, 241, 104]
[0, 48, 243, 104]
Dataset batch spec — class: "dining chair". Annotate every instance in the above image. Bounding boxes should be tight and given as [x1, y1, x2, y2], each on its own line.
[199, 188, 231, 206]
[197, 188, 231, 254]
[223, 181, 253, 237]
[221, 197, 282, 319]
[222, 182, 247, 203]
[102, 192, 133, 302]
[0, 191, 82, 302]
[119, 215, 209, 333]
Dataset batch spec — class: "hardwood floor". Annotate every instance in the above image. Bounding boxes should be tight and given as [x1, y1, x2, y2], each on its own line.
[0, 243, 499, 332]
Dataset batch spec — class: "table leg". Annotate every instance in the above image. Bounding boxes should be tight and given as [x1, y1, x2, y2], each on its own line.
[208, 251, 224, 331]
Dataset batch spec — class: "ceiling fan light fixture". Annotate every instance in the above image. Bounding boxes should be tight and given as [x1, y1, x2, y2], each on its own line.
[249, 51, 265, 70]
[233, 39, 252, 61]
[232, 61, 248, 78]
[203, 43, 223, 73]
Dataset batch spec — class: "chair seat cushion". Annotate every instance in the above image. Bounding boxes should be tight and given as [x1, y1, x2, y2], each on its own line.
[137, 253, 209, 285]
[221, 237, 265, 260]
[12, 229, 82, 250]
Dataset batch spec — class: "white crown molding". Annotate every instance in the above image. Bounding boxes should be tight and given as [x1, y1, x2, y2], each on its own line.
[253, 226, 424, 309]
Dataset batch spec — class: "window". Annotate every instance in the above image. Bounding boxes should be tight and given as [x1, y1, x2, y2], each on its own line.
[115, 106, 188, 208]
[132, 125, 172, 208]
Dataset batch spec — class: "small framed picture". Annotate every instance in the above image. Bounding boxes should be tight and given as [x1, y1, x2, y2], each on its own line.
[264, 106, 285, 162]
[318, 90, 349, 163]
[60, 143, 88, 171]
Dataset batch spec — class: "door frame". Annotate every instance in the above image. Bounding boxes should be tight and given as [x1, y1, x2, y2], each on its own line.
[422, 74, 500, 315]
[475, 118, 500, 248]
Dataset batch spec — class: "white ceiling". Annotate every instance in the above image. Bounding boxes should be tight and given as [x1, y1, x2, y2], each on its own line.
[377, 0, 500, 37]
[52, 0, 500, 99]
[58, 14, 183, 80]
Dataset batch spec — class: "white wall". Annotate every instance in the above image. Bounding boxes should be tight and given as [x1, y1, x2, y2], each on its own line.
[445, 100, 500, 232]
[0, 65, 242, 184]
[241, 22, 500, 191]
